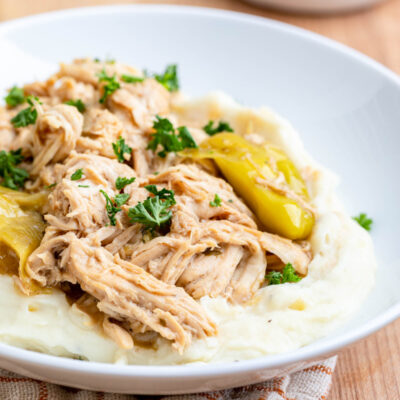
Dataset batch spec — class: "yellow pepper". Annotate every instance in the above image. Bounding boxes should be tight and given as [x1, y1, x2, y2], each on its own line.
[182, 133, 314, 240]
[0, 190, 46, 292]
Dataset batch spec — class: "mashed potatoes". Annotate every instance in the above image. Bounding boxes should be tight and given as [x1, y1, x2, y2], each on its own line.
[0, 93, 376, 364]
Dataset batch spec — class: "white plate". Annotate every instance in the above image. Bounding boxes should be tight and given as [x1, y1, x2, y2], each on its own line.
[0, 5, 399, 394]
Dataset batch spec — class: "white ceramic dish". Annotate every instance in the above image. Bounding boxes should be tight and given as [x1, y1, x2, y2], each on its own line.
[0, 5, 399, 394]
[244, 0, 386, 14]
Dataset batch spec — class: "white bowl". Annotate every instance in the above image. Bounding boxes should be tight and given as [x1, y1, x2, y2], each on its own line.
[243, 0, 386, 13]
[0, 5, 399, 394]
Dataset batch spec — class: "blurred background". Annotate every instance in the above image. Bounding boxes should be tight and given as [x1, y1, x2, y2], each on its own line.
[0, 0, 399, 74]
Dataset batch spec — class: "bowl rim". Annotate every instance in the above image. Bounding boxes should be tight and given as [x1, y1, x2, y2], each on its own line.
[0, 4, 399, 378]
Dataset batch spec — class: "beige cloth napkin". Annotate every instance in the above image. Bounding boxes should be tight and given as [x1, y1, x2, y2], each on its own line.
[0, 356, 336, 400]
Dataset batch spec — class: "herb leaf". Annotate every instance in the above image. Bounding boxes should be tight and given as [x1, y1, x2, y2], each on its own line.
[147, 116, 197, 158]
[210, 193, 222, 207]
[71, 168, 83, 181]
[266, 263, 302, 285]
[353, 213, 373, 231]
[154, 64, 179, 92]
[112, 137, 132, 163]
[97, 69, 120, 104]
[114, 193, 130, 207]
[10, 96, 39, 128]
[64, 99, 86, 113]
[203, 120, 234, 136]
[121, 74, 144, 84]
[128, 196, 173, 231]
[0, 149, 29, 190]
[5, 86, 25, 107]
[145, 185, 176, 204]
[116, 176, 135, 190]
[100, 189, 124, 226]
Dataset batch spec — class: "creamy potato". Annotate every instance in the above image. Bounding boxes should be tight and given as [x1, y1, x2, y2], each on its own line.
[0, 93, 376, 364]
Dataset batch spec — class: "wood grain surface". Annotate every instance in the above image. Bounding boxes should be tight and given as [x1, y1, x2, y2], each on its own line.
[1, 0, 399, 399]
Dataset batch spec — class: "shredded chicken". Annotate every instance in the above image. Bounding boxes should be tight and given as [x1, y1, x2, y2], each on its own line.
[0, 58, 313, 352]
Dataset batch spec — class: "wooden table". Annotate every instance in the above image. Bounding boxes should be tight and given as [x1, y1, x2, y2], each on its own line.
[1, 0, 399, 398]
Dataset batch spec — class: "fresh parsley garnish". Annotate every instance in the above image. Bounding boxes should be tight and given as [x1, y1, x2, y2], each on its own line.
[203, 120, 234, 136]
[154, 64, 179, 92]
[266, 263, 302, 285]
[64, 99, 86, 113]
[5, 86, 25, 107]
[210, 194, 222, 207]
[71, 168, 84, 180]
[10, 96, 40, 128]
[0, 149, 29, 190]
[97, 69, 120, 104]
[121, 74, 144, 84]
[114, 193, 130, 206]
[353, 213, 373, 231]
[145, 185, 176, 204]
[112, 137, 132, 163]
[116, 176, 135, 190]
[128, 196, 174, 232]
[100, 189, 129, 226]
[147, 116, 197, 158]
[94, 58, 115, 64]
[78, 184, 89, 188]
[45, 183, 57, 189]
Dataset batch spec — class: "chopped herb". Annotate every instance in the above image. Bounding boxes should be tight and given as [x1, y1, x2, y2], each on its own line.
[94, 57, 115, 64]
[114, 193, 130, 207]
[228, 199, 234, 203]
[112, 137, 132, 163]
[353, 213, 373, 231]
[0, 149, 29, 190]
[210, 194, 222, 207]
[115, 176, 135, 190]
[97, 69, 120, 104]
[106, 58, 115, 64]
[154, 171, 159, 175]
[100, 190, 122, 226]
[71, 168, 83, 181]
[128, 195, 174, 232]
[121, 74, 144, 83]
[64, 99, 86, 113]
[203, 120, 234, 136]
[78, 184, 89, 188]
[10, 96, 40, 128]
[147, 116, 197, 158]
[154, 64, 179, 92]
[177, 126, 198, 149]
[45, 183, 57, 189]
[266, 263, 302, 285]
[145, 185, 176, 204]
[93, 58, 101, 63]
[5, 86, 25, 107]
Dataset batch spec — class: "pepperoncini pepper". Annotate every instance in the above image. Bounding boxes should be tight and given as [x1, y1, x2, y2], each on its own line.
[182, 133, 314, 240]
[0, 188, 46, 292]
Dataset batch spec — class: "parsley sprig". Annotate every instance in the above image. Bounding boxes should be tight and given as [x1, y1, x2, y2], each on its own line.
[64, 99, 86, 113]
[0, 149, 29, 190]
[203, 120, 234, 136]
[116, 176, 135, 190]
[5, 86, 25, 108]
[71, 168, 84, 181]
[266, 263, 302, 285]
[112, 137, 132, 163]
[353, 213, 373, 231]
[121, 74, 144, 84]
[210, 194, 222, 207]
[10, 96, 40, 128]
[147, 116, 197, 158]
[128, 185, 176, 232]
[97, 69, 120, 104]
[100, 190, 130, 226]
[154, 64, 179, 92]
